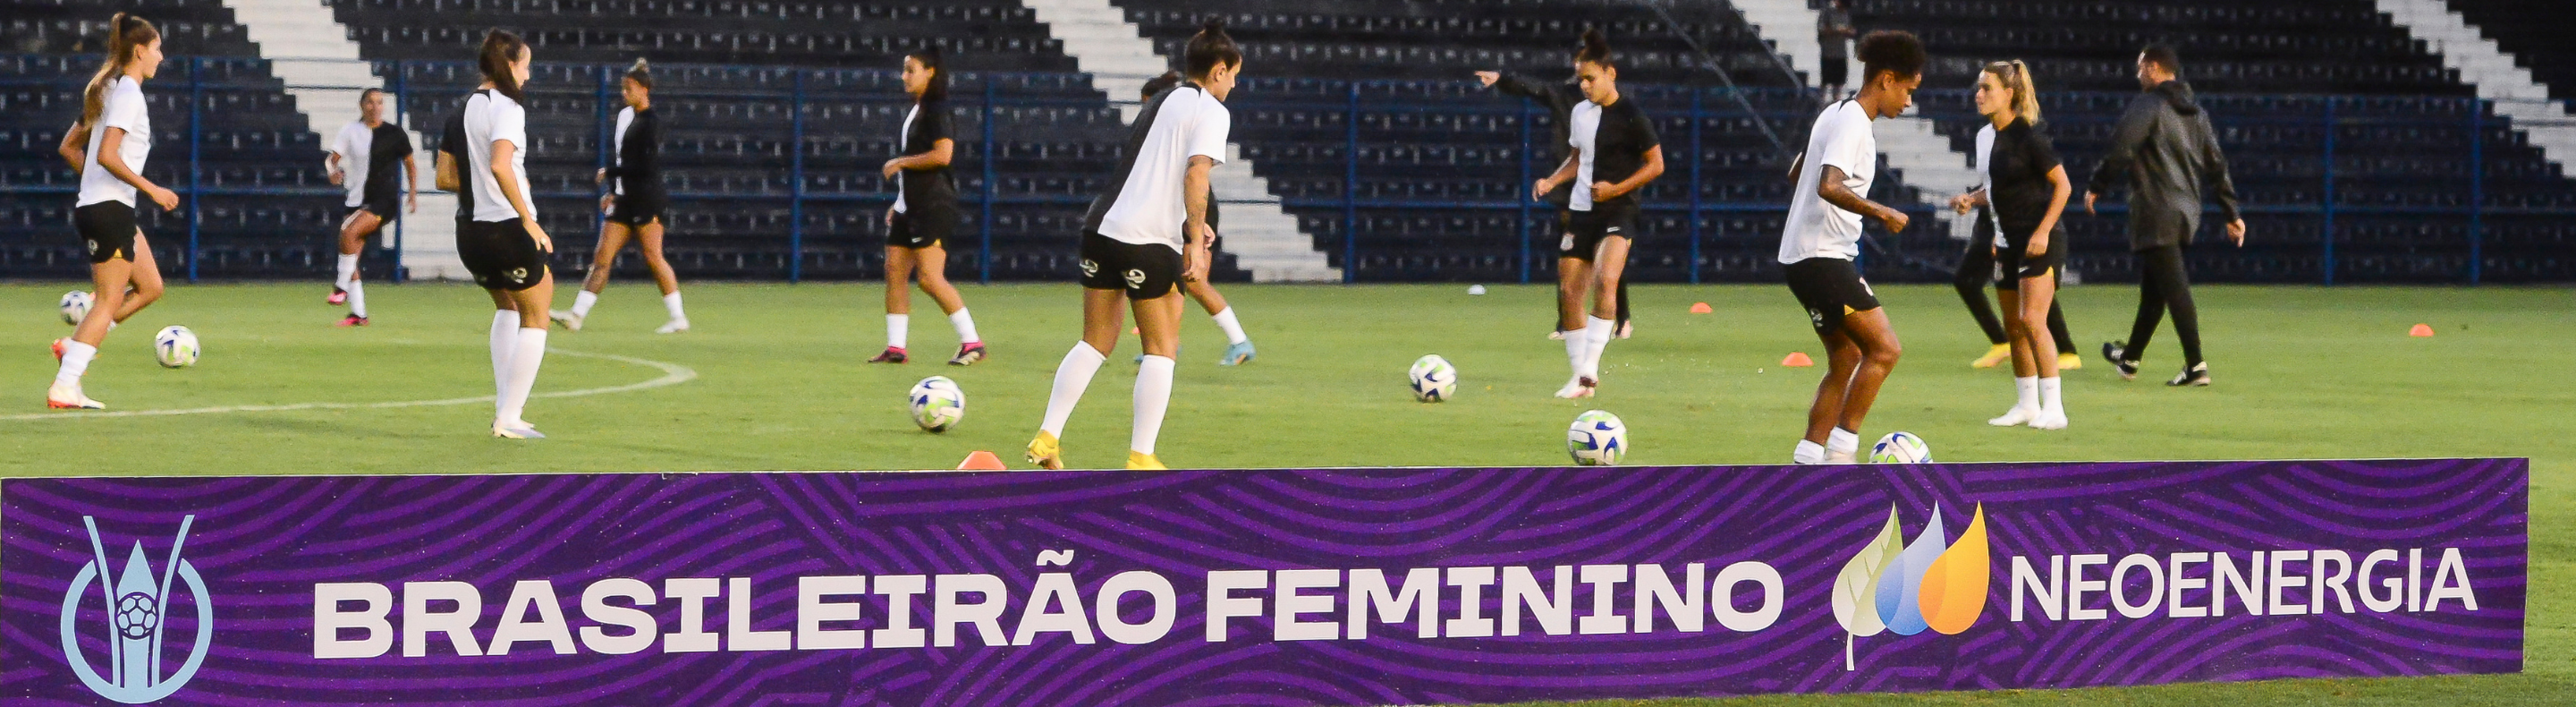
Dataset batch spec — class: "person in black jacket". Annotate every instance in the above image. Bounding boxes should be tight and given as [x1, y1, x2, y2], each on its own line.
[554, 58, 690, 334]
[2084, 45, 2242, 387]
[1478, 38, 1636, 341]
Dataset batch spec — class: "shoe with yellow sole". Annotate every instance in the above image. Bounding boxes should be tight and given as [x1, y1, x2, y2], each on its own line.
[1026, 431, 1063, 470]
[1970, 343, 2012, 369]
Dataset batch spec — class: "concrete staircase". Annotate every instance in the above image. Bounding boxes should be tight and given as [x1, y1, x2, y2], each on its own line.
[1021, 0, 1340, 281]
[2376, 0, 2576, 172]
[1730, 0, 1980, 239]
[224, 0, 465, 279]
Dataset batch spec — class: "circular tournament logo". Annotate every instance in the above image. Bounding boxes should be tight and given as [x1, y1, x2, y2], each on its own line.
[58, 516, 213, 703]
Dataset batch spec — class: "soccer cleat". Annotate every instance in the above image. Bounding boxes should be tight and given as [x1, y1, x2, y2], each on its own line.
[1616, 321, 1634, 339]
[2029, 410, 2069, 430]
[656, 318, 690, 334]
[1546, 328, 1566, 341]
[2102, 342, 2140, 380]
[1971, 343, 2012, 369]
[1987, 405, 2038, 427]
[491, 422, 547, 439]
[1217, 340, 1255, 366]
[869, 346, 908, 364]
[1026, 431, 1063, 470]
[336, 314, 369, 328]
[549, 310, 585, 331]
[51, 337, 67, 362]
[1125, 451, 1167, 471]
[2056, 352, 2084, 371]
[1826, 449, 1858, 464]
[949, 342, 987, 366]
[2166, 362, 2211, 388]
[326, 287, 347, 305]
[1553, 376, 1597, 399]
[45, 380, 103, 410]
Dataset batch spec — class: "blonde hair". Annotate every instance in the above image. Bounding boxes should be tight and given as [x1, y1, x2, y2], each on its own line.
[80, 13, 159, 129]
[1982, 60, 2041, 124]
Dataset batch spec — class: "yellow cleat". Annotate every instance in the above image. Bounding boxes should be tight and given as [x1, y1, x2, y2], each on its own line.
[1970, 343, 2012, 369]
[1026, 431, 1063, 470]
[2056, 352, 2084, 371]
[1126, 451, 1167, 471]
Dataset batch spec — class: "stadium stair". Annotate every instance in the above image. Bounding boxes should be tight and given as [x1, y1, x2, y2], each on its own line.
[2376, 0, 2576, 173]
[1728, 0, 1979, 241]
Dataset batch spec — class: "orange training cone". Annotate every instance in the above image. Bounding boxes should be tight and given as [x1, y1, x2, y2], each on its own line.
[2409, 323, 2434, 337]
[957, 450, 1007, 471]
[1690, 302, 1714, 313]
[1782, 352, 1815, 367]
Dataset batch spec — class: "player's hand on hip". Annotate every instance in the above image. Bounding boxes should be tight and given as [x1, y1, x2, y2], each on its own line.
[147, 185, 179, 211]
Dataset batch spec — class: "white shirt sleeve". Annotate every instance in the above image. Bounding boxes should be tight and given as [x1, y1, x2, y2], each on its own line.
[490, 103, 528, 151]
[1817, 108, 1873, 178]
[100, 81, 148, 134]
[1184, 99, 1230, 166]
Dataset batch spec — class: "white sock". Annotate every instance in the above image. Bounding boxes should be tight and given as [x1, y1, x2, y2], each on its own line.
[1039, 343, 1108, 437]
[571, 290, 598, 318]
[1580, 315, 1614, 379]
[55, 341, 97, 386]
[1563, 325, 1587, 377]
[662, 292, 685, 321]
[1792, 439, 1826, 464]
[1827, 428, 1860, 457]
[335, 253, 359, 290]
[1211, 307, 1248, 345]
[2014, 376, 2039, 411]
[345, 277, 367, 318]
[948, 309, 979, 345]
[886, 313, 910, 349]
[1132, 355, 1175, 456]
[489, 311, 518, 404]
[496, 328, 547, 427]
[2039, 376, 2063, 415]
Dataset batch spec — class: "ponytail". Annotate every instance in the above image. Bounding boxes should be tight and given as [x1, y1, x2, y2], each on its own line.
[1574, 29, 1614, 70]
[478, 29, 528, 103]
[904, 47, 947, 103]
[1182, 19, 1240, 78]
[623, 57, 653, 90]
[80, 13, 159, 129]
[1982, 60, 2042, 124]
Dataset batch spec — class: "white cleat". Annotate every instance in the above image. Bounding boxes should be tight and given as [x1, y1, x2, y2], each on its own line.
[45, 380, 103, 410]
[2029, 410, 2068, 430]
[1553, 376, 1597, 399]
[655, 318, 690, 334]
[1826, 450, 1858, 464]
[549, 310, 584, 331]
[1987, 405, 2038, 427]
[491, 422, 546, 439]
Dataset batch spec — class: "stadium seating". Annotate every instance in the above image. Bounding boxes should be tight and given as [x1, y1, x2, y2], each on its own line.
[2443, 0, 2576, 104]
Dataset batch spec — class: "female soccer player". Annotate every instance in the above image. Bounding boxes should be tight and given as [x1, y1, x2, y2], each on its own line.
[1027, 20, 1240, 471]
[1949, 61, 2071, 430]
[323, 88, 416, 326]
[1530, 30, 1660, 399]
[1778, 30, 1923, 464]
[1478, 47, 1635, 342]
[1140, 70, 1255, 365]
[1956, 124, 2078, 371]
[461, 30, 554, 439]
[46, 13, 169, 410]
[869, 48, 986, 365]
[553, 58, 688, 334]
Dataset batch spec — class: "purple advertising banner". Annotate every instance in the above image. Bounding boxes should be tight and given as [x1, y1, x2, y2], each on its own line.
[0, 459, 2527, 706]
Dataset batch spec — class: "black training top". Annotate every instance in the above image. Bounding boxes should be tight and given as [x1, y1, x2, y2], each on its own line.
[897, 98, 957, 210]
[1985, 117, 2065, 246]
[1578, 97, 1661, 210]
[1492, 72, 1582, 208]
[361, 122, 413, 208]
[439, 107, 474, 218]
[604, 107, 663, 198]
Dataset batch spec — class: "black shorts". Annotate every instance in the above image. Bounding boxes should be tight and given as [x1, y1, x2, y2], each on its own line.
[606, 191, 665, 227]
[1079, 231, 1182, 300]
[1784, 257, 1880, 336]
[887, 206, 954, 249]
[1821, 57, 1850, 86]
[1993, 233, 2067, 291]
[1558, 203, 1638, 260]
[458, 217, 548, 291]
[73, 201, 139, 264]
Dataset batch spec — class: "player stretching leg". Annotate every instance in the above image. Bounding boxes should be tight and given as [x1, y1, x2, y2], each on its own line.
[323, 89, 416, 326]
[1140, 71, 1254, 365]
[1530, 30, 1661, 398]
[460, 30, 555, 439]
[47, 13, 170, 410]
[1778, 30, 1923, 464]
[555, 59, 689, 334]
[869, 48, 986, 365]
[1029, 21, 1240, 470]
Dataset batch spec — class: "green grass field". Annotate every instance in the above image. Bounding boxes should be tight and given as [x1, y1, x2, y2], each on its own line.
[2, 280, 2569, 704]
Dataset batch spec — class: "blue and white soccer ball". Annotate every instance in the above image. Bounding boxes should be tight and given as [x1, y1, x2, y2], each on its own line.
[1408, 354, 1457, 402]
[59, 290, 91, 325]
[909, 376, 965, 432]
[1566, 409, 1627, 465]
[152, 326, 199, 368]
[1869, 431, 1932, 464]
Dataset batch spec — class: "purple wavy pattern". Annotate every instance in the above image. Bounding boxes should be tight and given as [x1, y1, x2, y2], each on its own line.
[0, 459, 2526, 706]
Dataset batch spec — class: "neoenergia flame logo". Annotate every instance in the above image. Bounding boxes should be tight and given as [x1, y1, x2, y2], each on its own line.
[1830, 503, 1988, 669]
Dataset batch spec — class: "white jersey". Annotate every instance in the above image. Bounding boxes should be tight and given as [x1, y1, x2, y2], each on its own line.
[1973, 124, 1996, 231]
[331, 121, 374, 207]
[1778, 99, 1877, 263]
[76, 76, 152, 208]
[463, 89, 534, 223]
[611, 106, 633, 196]
[1091, 85, 1230, 251]
[892, 103, 915, 213]
[1568, 100, 1601, 211]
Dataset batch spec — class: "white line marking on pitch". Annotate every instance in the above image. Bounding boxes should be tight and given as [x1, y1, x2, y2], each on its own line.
[0, 349, 697, 421]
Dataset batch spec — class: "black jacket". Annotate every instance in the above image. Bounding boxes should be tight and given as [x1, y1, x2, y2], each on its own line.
[1492, 72, 1582, 208]
[2086, 81, 2240, 251]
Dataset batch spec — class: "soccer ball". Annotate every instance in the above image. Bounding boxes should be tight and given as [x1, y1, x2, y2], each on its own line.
[1566, 409, 1627, 465]
[153, 326, 199, 368]
[114, 592, 158, 640]
[59, 290, 91, 325]
[1407, 354, 1457, 402]
[909, 376, 965, 432]
[1869, 431, 1932, 464]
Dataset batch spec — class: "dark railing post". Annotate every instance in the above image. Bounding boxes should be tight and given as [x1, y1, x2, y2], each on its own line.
[980, 78, 996, 284]
[1517, 98, 1532, 285]
[186, 57, 201, 283]
[1342, 81, 1359, 284]
[2321, 98, 2335, 285]
[2469, 101, 2484, 285]
[789, 70, 807, 283]
[391, 59, 407, 284]
[1688, 87, 1704, 285]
